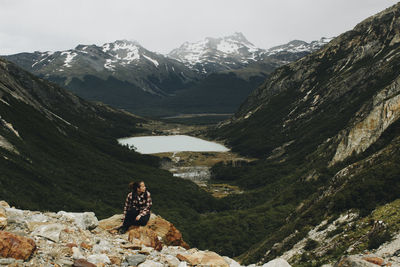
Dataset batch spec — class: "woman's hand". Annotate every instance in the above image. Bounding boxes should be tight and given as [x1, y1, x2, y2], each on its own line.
[136, 215, 141, 221]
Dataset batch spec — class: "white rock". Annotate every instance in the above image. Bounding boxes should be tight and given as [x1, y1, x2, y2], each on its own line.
[57, 211, 98, 230]
[92, 239, 111, 254]
[32, 223, 65, 242]
[138, 259, 164, 267]
[5, 207, 24, 219]
[27, 213, 49, 223]
[87, 254, 111, 265]
[161, 254, 180, 267]
[178, 262, 188, 267]
[161, 246, 188, 256]
[262, 258, 292, 267]
[72, 247, 85, 260]
[223, 256, 242, 267]
[0, 201, 10, 208]
[0, 206, 7, 229]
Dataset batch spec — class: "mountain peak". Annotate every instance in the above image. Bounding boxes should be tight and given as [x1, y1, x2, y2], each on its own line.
[226, 32, 251, 44]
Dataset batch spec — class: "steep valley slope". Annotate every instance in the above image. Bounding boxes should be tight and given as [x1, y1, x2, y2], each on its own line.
[203, 2, 400, 265]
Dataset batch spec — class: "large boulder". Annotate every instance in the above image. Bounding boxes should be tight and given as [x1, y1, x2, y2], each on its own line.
[145, 214, 189, 249]
[0, 231, 36, 260]
[31, 223, 65, 242]
[97, 214, 123, 231]
[57, 211, 98, 230]
[177, 251, 229, 267]
[128, 227, 163, 251]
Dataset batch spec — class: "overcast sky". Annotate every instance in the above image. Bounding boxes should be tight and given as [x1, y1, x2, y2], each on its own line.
[0, 0, 398, 55]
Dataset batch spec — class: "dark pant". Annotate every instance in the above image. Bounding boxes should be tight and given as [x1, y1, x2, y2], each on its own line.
[122, 209, 150, 230]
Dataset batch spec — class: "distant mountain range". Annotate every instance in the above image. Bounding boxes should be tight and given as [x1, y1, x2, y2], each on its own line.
[2, 34, 332, 119]
[168, 32, 332, 74]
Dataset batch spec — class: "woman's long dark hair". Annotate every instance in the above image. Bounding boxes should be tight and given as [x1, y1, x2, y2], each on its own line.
[129, 181, 148, 199]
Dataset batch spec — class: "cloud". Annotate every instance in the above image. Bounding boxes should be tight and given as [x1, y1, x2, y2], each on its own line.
[0, 0, 397, 55]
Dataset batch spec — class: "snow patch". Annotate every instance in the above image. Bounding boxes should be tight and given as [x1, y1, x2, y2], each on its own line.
[143, 54, 159, 67]
[0, 134, 17, 154]
[61, 51, 77, 67]
[217, 40, 241, 54]
[104, 59, 116, 71]
[102, 43, 111, 53]
[112, 42, 140, 63]
[1, 118, 20, 138]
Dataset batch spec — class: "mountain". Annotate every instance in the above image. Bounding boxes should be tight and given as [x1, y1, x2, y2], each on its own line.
[188, 2, 400, 265]
[3, 36, 330, 120]
[0, 57, 220, 237]
[3, 40, 199, 96]
[168, 32, 331, 74]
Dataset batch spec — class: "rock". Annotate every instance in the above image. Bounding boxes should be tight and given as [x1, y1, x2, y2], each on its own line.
[138, 259, 164, 267]
[31, 223, 65, 242]
[97, 214, 123, 231]
[0, 206, 6, 229]
[0, 258, 20, 266]
[161, 246, 188, 256]
[178, 251, 229, 267]
[5, 208, 26, 230]
[334, 255, 379, 267]
[87, 254, 111, 265]
[146, 215, 189, 249]
[56, 258, 74, 266]
[73, 259, 96, 267]
[141, 246, 155, 255]
[109, 256, 122, 266]
[128, 227, 163, 251]
[72, 247, 85, 260]
[262, 258, 292, 267]
[57, 211, 98, 230]
[80, 242, 92, 251]
[92, 239, 111, 254]
[121, 240, 142, 250]
[0, 231, 36, 260]
[362, 257, 385, 265]
[223, 256, 241, 267]
[125, 254, 147, 266]
[0, 201, 10, 208]
[160, 254, 181, 267]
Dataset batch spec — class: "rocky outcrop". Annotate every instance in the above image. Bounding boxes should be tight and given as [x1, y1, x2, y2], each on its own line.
[0, 231, 36, 260]
[331, 76, 400, 165]
[334, 255, 390, 267]
[1, 200, 290, 266]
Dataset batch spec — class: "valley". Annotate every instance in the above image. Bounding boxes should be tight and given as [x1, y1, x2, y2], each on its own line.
[1, 2, 400, 266]
[120, 119, 254, 198]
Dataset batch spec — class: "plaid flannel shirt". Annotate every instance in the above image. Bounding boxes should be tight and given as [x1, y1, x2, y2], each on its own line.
[123, 191, 152, 219]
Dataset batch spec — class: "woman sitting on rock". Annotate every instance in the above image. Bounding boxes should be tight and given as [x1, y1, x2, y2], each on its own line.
[119, 181, 152, 234]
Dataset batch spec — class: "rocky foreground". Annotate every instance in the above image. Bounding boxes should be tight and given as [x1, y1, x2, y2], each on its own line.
[2, 199, 400, 267]
[0, 200, 292, 267]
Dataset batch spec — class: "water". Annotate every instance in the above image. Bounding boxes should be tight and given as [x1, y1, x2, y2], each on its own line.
[118, 135, 229, 154]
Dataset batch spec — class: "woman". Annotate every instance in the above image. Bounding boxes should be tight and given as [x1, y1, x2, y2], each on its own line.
[119, 181, 152, 234]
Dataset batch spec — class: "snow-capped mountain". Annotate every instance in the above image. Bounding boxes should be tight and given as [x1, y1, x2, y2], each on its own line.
[4, 40, 199, 96]
[168, 33, 332, 74]
[168, 32, 265, 74]
[264, 37, 334, 62]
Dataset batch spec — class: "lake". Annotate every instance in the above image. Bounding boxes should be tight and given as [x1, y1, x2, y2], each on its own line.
[118, 135, 229, 154]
